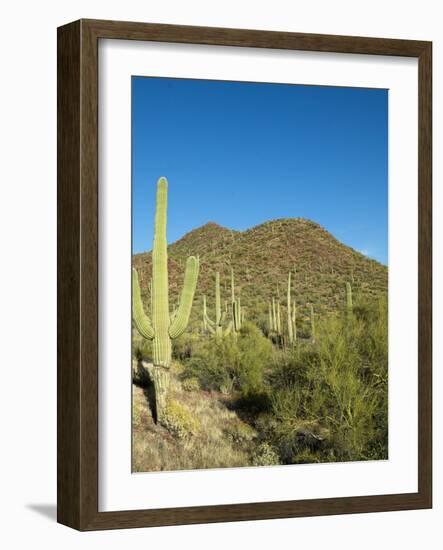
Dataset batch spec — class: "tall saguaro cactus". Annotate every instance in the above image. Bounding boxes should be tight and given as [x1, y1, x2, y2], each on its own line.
[132, 177, 199, 423]
[204, 272, 232, 338]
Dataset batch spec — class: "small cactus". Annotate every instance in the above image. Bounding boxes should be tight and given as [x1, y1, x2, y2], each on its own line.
[132, 177, 199, 423]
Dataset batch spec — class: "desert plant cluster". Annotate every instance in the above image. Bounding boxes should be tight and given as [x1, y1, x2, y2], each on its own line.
[132, 177, 388, 472]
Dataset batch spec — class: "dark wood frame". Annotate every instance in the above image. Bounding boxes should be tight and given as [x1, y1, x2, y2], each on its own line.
[57, 18, 432, 531]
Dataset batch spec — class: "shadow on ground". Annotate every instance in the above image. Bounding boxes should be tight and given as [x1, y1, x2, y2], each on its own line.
[26, 503, 57, 522]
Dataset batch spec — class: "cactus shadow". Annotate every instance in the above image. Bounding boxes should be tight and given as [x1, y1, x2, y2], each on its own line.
[133, 360, 158, 423]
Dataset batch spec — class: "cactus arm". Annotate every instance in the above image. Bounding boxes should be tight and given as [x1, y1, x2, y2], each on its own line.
[169, 256, 200, 339]
[132, 268, 155, 340]
[204, 312, 216, 328]
[223, 321, 233, 336]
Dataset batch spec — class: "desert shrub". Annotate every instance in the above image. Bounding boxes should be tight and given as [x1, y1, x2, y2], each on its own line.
[252, 443, 280, 466]
[181, 377, 200, 392]
[172, 332, 200, 361]
[133, 338, 152, 362]
[291, 450, 322, 464]
[224, 419, 256, 445]
[183, 324, 272, 399]
[235, 323, 273, 397]
[162, 400, 200, 439]
[184, 336, 239, 392]
[263, 298, 388, 464]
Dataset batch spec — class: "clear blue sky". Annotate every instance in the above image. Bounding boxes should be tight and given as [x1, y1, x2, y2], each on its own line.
[132, 76, 388, 265]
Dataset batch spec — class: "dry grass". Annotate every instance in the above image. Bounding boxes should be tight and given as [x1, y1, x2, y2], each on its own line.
[132, 362, 257, 472]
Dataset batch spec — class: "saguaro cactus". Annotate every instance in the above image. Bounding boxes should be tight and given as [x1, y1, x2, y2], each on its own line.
[132, 177, 199, 423]
[268, 302, 274, 333]
[272, 297, 277, 334]
[346, 282, 353, 314]
[204, 272, 232, 338]
[202, 295, 208, 332]
[310, 304, 316, 342]
[286, 272, 298, 345]
[231, 268, 243, 334]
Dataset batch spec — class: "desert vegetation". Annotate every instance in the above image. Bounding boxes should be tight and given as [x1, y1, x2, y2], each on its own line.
[132, 177, 388, 472]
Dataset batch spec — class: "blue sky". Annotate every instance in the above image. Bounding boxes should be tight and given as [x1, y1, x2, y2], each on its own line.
[132, 77, 388, 265]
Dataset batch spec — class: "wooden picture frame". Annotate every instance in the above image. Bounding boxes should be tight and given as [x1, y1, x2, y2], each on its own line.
[57, 19, 432, 530]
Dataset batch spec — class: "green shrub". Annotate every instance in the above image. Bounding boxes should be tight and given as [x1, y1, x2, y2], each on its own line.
[172, 332, 199, 361]
[263, 297, 388, 464]
[224, 419, 256, 445]
[133, 338, 152, 362]
[236, 323, 273, 396]
[183, 325, 272, 398]
[162, 400, 200, 439]
[252, 443, 280, 466]
[184, 336, 239, 392]
[181, 377, 200, 392]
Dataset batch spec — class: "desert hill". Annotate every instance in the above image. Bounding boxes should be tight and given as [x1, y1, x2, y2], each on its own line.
[132, 218, 387, 328]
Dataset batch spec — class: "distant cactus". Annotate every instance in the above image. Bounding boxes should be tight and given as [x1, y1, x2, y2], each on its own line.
[231, 268, 243, 334]
[202, 295, 208, 332]
[272, 297, 277, 334]
[346, 282, 353, 314]
[204, 272, 232, 338]
[286, 272, 298, 345]
[310, 304, 316, 342]
[132, 177, 199, 424]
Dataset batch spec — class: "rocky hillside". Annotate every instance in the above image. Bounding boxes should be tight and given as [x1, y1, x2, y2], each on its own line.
[133, 218, 387, 328]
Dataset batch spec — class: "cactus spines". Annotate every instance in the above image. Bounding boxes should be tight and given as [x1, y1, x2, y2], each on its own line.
[204, 272, 232, 338]
[132, 177, 199, 423]
[346, 282, 353, 314]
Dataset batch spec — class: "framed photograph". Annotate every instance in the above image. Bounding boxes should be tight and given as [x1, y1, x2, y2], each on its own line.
[57, 19, 432, 530]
